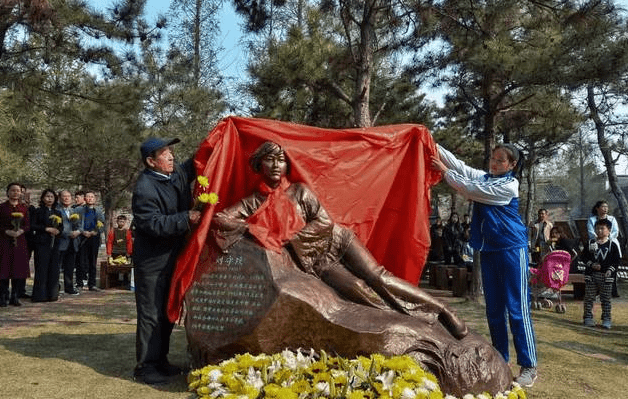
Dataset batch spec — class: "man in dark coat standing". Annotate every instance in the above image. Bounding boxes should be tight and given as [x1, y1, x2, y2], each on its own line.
[131, 137, 200, 385]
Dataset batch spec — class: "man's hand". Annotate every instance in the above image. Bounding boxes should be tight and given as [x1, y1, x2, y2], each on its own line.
[189, 210, 201, 225]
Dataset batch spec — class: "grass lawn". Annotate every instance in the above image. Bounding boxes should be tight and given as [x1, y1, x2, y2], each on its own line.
[1, 279, 627, 399]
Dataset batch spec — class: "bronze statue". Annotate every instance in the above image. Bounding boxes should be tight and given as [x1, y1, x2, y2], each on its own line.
[214, 141, 467, 339]
[185, 141, 512, 396]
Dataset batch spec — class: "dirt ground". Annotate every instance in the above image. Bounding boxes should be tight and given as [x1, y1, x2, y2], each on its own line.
[1, 260, 628, 399]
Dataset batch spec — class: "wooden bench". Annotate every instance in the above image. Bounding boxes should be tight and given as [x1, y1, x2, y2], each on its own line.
[567, 273, 585, 299]
[99, 261, 133, 289]
[567, 264, 627, 300]
[429, 263, 470, 297]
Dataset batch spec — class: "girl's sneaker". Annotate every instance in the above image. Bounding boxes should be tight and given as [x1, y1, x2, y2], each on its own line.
[583, 318, 595, 327]
[602, 320, 611, 329]
[515, 367, 537, 387]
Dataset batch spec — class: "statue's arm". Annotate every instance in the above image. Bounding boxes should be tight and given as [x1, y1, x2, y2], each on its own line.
[288, 184, 334, 274]
[212, 196, 259, 251]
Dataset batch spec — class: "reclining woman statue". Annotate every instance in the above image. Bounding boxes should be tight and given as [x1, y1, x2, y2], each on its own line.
[189, 141, 512, 396]
[213, 141, 468, 339]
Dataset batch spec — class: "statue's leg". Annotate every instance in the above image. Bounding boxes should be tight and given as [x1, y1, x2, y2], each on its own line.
[318, 262, 389, 310]
[342, 238, 468, 339]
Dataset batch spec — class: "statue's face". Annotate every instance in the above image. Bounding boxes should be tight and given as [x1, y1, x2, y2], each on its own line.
[261, 151, 287, 185]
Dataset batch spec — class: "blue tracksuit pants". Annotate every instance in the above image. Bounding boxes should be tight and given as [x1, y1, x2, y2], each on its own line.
[481, 247, 537, 367]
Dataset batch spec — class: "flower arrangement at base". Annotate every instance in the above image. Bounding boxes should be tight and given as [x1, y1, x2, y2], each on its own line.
[188, 349, 527, 399]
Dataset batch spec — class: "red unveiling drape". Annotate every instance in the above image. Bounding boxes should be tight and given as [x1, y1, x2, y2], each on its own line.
[167, 116, 441, 322]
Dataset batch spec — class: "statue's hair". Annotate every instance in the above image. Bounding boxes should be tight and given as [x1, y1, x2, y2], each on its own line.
[249, 141, 290, 174]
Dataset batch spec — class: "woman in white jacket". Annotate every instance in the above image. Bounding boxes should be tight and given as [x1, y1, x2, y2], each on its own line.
[431, 143, 538, 388]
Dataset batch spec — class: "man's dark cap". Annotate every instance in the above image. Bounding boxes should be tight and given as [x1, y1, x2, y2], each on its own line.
[140, 137, 180, 159]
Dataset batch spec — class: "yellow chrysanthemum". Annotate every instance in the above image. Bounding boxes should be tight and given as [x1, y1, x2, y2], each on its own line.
[197, 193, 212, 204]
[207, 192, 219, 205]
[49, 215, 62, 225]
[221, 373, 244, 391]
[96, 221, 104, 229]
[348, 389, 373, 399]
[289, 379, 311, 394]
[69, 213, 80, 221]
[197, 175, 210, 188]
[11, 212, 24, 218]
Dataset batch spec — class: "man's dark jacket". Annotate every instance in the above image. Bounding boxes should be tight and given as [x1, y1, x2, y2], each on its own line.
[132, 159, 195, 274]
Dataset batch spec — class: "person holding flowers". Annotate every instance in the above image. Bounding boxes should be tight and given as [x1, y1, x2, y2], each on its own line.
[0, 182, 30, 307]
[30, 189, 63, 302]
[77, 190, 105, 291]
[56, 190, 83, 296]
[131, 137, 201, 385]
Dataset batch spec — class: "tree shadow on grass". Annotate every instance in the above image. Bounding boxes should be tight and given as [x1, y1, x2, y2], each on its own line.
[532, 309, 628, 365]
[0, 328, 192, 394]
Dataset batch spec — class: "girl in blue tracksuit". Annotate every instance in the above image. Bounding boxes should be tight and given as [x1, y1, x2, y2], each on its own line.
[431, 143, 538, 387]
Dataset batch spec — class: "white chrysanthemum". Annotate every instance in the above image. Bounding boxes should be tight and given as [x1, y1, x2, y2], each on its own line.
[315, 381, 330, 396]
[415, 387, 429, 396]
[246, 367, 264, 390]
[330, 369, 347, 379]
[477, 394, 490, 399]
[375, 369, 395, 391]
[495, 393, 507, 399]
[422, 377, 438, 391]
[267, 359, 282, 379]
[463, 394, 476, 399]
[282, 349, 297, 370]
[445, 395, 458, 399]
[296, 349, 315, 368]
[400, 387, 416, 399]
[208, 368, 223, 382]
[207, 382, 228, 398]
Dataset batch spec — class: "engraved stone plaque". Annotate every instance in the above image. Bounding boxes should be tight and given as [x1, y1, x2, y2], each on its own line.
[185, 239, 278, 351]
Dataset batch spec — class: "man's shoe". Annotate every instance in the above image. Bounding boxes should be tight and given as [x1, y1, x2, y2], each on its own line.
[88, 286, 100, 292]
[157, 362, 184, 376]
[9, 297, 22, 306]
[133, 367, 169, 385]
[515, 366, 537, 388]
[602, 319, 612, 329]
[583, 318, 595, 327]
[66, 290, 80, 296]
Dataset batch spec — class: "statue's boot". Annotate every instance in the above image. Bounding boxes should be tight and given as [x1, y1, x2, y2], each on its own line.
[341, 238, 468, 340]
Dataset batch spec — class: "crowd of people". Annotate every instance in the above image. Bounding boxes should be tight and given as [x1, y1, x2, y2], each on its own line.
[0, 184, 135, 306]
[428, 212, 473, 268]
[427, 191, 625, 387]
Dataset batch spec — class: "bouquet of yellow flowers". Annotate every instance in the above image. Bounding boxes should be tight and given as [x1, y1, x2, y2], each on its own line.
[49, 214, 62, 248]
[10, 212, 24, 246]
[193, 175, 219, 211]
[69, 213, 81, 230]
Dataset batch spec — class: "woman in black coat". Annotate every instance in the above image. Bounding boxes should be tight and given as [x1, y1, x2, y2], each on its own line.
[31, 189, 63, 302]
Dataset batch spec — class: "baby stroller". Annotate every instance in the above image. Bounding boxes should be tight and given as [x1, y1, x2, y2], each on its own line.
[530, 250, 572, 313]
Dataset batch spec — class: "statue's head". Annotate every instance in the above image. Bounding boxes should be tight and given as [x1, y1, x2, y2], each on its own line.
[250, 142, 291, 184]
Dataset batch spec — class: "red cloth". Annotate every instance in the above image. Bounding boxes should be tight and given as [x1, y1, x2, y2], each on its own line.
[167, 116, 441, 322]
[247, 176, 306, 253]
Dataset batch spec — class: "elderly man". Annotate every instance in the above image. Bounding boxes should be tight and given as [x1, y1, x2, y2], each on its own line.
[131, 137, 200, 385]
